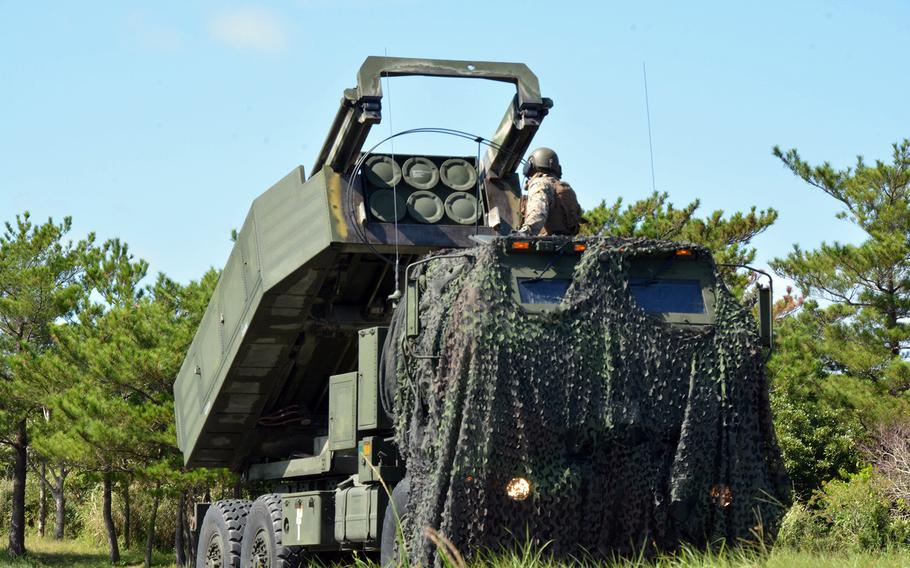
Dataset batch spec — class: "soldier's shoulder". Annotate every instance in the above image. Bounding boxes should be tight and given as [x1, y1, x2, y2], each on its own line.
[557, 178, 576, 191]
[528, 173, 558, 191]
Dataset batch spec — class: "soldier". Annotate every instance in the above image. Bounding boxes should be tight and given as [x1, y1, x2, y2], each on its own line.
[518, 147, 583, 236]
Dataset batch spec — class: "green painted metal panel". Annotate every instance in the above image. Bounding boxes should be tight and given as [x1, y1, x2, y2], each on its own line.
[406, 277, 419, 337]
[174, 350, 201, 452]
[247, 450, 332, 481]
[357, 327, 387, 431]
[197, 308, 223, 406]
[218, 246, 248, 353]
[173, 165, 340, 467]
[334, 484, 385, 544]
[329, 373, 357, 451]
[238, 213, 260, 293]
[254, 167, 333, 292]
[281, 491, 335, 547]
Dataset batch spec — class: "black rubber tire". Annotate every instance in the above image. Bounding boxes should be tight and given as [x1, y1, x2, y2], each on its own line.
[380, 478, 410, 568]
[195, 499, 252, 568]
[239, 494, 306, 568]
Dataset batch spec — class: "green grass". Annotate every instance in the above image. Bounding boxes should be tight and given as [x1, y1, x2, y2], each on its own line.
[2, 536, 909, 567]
[332, 543, 910, 568]
[0, 536, 176, 567]
[465, 546, 910, 568]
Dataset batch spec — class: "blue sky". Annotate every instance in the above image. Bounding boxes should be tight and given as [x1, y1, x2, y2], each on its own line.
[2, 1, 908, 286]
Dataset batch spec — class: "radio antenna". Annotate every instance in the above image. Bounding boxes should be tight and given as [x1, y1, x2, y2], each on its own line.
[643, 62, 657, 192]
[384, 49, 403, 302]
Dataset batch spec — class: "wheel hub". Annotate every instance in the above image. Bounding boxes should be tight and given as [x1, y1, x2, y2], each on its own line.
[206, 533, 224, 568]
[249, 529, 271, 568]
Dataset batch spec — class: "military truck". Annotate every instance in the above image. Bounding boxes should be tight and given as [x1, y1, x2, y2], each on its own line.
[174, 57, 785, 568]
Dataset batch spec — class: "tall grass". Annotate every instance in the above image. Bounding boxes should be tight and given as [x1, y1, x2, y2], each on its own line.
[327, 544, 910, 568]
[3, 535, 910, 567]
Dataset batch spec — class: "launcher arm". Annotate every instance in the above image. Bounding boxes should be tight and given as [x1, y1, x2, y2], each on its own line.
[311, 56, 551, 179]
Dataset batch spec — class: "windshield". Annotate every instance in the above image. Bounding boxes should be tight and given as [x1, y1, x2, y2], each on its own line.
[517, 278, 572, 304]
[629, 278, 706, 314]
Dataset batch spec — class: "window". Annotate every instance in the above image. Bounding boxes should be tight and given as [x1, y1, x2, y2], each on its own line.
[629, 278, 705, 314]
[517, 278, 571, 304]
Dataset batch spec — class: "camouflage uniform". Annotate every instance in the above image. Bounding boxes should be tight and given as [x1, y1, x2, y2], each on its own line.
[519, 172, 556, 235]
[519, 172, 582, 236]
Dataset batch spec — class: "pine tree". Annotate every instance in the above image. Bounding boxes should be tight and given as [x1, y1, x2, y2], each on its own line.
[32, 238, 148, 563]
[36, 263, 223, 565]
[769, 140, 910, 495]
[0, 213, 93, 557]
[771, 141, 910, 410]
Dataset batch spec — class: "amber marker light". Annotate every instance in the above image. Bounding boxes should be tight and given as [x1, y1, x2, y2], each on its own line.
[710, 484, 733, 508]
[505, 477, 531, 501]
[573, 243, 586, 252]
[360, 440, 372, 457]
[676, 248, 694, 257]
[511, 241, 531, 250]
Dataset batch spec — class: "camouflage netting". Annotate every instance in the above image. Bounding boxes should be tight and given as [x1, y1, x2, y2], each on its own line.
[384, 237, 790, 565]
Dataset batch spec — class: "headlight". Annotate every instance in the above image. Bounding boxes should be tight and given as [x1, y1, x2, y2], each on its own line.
[505, 477, 531, 501]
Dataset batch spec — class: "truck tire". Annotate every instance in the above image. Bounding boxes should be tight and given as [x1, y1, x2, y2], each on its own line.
[196, 499, 252, 568]
[380, 478, 410, 568]
[239, 494, 305, 568]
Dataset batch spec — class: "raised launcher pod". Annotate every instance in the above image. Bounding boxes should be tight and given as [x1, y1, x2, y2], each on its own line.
[173, 56, 553, 471]
[362, 154, 483, 226]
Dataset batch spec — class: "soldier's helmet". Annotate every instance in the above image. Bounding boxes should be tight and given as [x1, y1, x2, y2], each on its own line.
[522, 147, 562, 178]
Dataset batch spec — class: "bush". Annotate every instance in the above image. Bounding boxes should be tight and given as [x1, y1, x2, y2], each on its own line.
[776, 468, 910, 551]
[776, 503, 827, 548]
[767, 309, 866, 499]
[770, 390, 862, 499]
[812, 469, 891, 550]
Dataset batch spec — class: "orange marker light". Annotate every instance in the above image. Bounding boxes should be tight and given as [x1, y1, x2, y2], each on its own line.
[676, 248, 694, 257]
[573, 244, 586, 252]
[511, 241, 531, 250]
